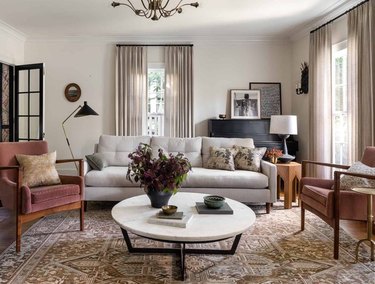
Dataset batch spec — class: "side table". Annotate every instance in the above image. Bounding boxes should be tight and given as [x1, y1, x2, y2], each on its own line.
[352, 187, 375, 262]
[276, 162, 301, 209]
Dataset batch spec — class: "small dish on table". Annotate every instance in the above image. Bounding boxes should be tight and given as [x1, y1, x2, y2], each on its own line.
[161, 205, 178, 215]
[204, 195, 225, 209]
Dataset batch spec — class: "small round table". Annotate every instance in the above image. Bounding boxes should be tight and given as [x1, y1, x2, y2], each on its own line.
[111, 192, 256, 280]
[352, 187, 375, 262]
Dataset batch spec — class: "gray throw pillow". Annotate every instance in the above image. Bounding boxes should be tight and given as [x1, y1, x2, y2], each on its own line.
[86, 154, 107, 171]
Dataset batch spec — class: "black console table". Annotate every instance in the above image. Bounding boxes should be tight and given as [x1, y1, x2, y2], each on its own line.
[208, 119, 298, 156]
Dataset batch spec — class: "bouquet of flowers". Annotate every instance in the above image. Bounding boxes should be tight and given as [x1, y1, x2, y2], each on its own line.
[265, 148, 283, 163]
[126, 143, 192, 194]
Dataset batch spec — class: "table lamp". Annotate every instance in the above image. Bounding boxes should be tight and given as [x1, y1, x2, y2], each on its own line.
[62, 101, 99, 171]
[269, 115, 298, 163]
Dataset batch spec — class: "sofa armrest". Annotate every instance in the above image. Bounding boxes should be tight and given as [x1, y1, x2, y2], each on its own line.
[261, 160, 277, 203]
[83, 160, 91, 175]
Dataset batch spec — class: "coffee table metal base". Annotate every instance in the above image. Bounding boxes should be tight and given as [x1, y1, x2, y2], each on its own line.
[121, 228, 242, 281]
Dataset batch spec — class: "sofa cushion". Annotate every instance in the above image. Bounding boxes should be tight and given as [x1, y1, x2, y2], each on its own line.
[234, 146, 267, 172]
[97, 135, 151, 166]
[85, 166, 138, 187]
[183, 167, 268, 189]
[202, 137, 254, 168]
[30, 184, 80, 204]
[206, 147, 236, 171]
[151, 136, 202, 167]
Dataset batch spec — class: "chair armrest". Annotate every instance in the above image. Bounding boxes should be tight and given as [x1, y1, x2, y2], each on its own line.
[260, 160, 277, 203]
[302, 160, 350, 177]
[0, 165, 19, 171]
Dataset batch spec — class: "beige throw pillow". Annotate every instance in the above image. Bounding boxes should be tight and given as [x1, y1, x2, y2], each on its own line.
[234, 146, 267, 172]
[16, 151, 61, 188]
[340, 161, 375, 190]
[206, 146, 237, 171]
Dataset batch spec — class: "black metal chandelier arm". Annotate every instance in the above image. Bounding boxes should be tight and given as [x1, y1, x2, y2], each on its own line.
[161, 0, 174, 9]
[112, 2, 137, 13]
[140, 0, 149, 11]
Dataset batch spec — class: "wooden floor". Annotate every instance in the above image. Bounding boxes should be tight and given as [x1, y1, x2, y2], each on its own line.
[0, 203, 373, 254]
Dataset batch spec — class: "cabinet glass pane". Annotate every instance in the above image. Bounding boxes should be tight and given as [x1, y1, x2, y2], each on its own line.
[30, 93, 40, 115]
[18, 117, 28, 139]
[30, 69, 40, 92]
[18, 70, 28, 93]
[18, 94, 28, 115]
[30, 117, 40, 139]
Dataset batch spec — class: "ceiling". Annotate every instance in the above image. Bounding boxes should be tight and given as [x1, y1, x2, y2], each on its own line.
[0, 0, 356, 39]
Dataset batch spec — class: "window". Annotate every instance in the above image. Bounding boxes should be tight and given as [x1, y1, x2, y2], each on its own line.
[332, 43, 349, 165]
[147, 65, 165, 136]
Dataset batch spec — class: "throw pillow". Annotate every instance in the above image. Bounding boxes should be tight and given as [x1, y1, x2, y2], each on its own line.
[16, 151, 61, 188]
[340, 161, 375, 190]
[206, 146, 237, 171]
[86, 153, 108, 171]
[234, 146, 267, 172]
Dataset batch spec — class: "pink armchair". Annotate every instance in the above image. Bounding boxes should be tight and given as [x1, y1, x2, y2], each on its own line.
[300, 146, 375, 259]
[0, 141, 84, 252]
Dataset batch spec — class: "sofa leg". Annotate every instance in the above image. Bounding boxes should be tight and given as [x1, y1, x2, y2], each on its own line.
[266, 203, 271, 214]
[301, 203, 305, 231]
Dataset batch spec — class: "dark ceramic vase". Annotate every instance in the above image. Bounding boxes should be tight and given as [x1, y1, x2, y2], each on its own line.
[146, 189, 172, 208]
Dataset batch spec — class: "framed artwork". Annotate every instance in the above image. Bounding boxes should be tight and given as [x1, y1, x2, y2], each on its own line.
[249, 82, 281, 118]
[230, 89, 260, 119]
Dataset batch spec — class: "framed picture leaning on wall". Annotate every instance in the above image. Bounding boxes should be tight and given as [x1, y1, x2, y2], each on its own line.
[249, 82, 281, 118]
[230, 89, 260, 119]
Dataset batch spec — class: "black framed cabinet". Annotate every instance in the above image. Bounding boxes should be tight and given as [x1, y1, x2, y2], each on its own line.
[208, 119, 298, 156]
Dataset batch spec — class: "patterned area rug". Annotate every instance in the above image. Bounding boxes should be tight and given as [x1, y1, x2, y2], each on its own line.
[0, 203, 374, 284]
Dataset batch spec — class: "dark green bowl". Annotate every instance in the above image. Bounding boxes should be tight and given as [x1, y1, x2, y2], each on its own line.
[204, 195, 225, 209]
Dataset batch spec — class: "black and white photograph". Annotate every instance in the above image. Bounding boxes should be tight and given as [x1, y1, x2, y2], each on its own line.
[230, 90, 260, 119]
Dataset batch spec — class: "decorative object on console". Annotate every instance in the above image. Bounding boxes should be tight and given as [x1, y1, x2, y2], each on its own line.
[218, 114, 226, 120]
[296, 62, 309, 95]
[64, 83, 81, 102]
[111, 0, 199, 21]
[269, 115, 298, 163]
[249, 82, 281, 118]
[230, 90, 260, 119]
[265, 148, 283, 164]
[62, 101, 99, 171]
[126, 143, 192, 208]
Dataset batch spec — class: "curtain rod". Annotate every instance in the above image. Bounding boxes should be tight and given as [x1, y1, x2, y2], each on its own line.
[310, 0, 369, 34]
[116, 44, 193, 47]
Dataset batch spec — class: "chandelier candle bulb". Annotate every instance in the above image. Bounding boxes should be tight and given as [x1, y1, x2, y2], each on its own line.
[111, 0, 199, 21]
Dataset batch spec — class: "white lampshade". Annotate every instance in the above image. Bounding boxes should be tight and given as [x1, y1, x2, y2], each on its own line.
[269, 115, 298, 135]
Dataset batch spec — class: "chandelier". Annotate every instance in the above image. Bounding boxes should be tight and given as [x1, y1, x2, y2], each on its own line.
[111, 0, 199, 21]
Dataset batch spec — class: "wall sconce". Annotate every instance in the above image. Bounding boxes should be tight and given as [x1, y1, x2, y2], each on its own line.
[296, 62, 309, 95]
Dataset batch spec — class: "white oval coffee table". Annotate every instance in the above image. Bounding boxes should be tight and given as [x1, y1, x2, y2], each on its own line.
[112, 192, 256, 280]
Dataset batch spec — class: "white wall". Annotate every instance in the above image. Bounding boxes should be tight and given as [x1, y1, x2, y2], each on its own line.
[0, 24, 24, 64]
[25, 39, 293, 170]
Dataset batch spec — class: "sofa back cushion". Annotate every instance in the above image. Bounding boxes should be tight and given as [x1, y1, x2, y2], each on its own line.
[151, 137, 202, 167]
[202, 137, 254, 168]
[97, 135, 151, 166]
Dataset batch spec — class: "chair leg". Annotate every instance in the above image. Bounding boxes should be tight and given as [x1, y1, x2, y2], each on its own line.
[80, 201, 84, 231]
[333, 219, 339, 259]
[266, 203, 271, 214]
[301, 203, 305, 231]
[16, 215, 22, 253]
[84, 201, 88, 212]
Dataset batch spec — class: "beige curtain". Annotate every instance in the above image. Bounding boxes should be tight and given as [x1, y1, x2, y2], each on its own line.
[348, 0, 375, 160]
[165, 46, 194, 138]
[309, 25, 332, 178]
[115, 46, 147, 136]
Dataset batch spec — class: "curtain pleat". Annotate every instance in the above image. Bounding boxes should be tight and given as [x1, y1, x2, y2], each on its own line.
[165, 46, 194, 138]
[309, 25, 332, 178]
[348, 0, 375, 160]
[115, 46, 147, 136]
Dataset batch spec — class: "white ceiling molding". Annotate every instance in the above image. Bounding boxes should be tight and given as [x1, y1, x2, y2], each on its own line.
[0, 19, 26, 42]
[290, 0, 364, 41]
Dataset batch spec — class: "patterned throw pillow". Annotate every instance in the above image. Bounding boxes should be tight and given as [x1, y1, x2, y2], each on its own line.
[206, 146, 237, 171]
[86, 153, 108, 171]
[340, 161, 375, 190]
[234, 146, 267, 172]
[16, 151, 61, 188]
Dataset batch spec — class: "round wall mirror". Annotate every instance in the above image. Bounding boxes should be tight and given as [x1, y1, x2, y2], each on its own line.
[64, 83, 81, 102]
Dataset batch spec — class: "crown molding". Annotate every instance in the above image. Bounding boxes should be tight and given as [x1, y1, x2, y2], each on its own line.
[25, 34, 290, 44]
[0, 19, 26, 42]
[289, 0, 364, 41]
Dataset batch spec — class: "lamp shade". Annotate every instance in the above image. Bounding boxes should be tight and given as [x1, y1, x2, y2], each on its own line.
[74, 101, 99, 117]
[269, 115, 298, 135]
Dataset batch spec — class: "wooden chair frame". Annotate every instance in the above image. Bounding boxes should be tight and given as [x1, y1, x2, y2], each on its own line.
[0, 159, 84, 252]
[301, 160, 375, 259]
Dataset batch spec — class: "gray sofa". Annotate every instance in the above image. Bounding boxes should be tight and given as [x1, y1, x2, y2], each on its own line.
[84, 135, 277, 212]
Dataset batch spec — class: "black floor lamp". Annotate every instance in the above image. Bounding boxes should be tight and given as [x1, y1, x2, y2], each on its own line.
[62, 101, 99, 171]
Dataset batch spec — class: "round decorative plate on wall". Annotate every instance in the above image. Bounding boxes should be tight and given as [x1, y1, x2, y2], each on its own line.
[64, 83, 81, 102]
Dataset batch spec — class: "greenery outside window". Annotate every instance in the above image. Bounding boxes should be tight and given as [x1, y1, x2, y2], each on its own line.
[147, 65, 165, 136]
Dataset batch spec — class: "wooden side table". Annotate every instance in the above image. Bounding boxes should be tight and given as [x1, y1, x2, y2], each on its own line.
[352, 187, 375, 262]
[276, 162, 301, 209]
